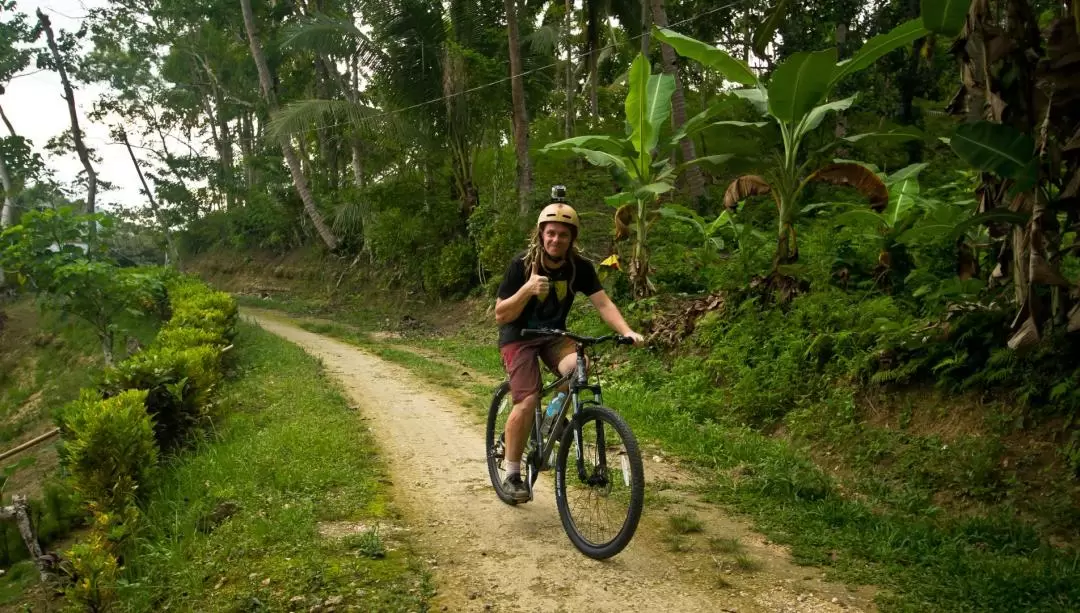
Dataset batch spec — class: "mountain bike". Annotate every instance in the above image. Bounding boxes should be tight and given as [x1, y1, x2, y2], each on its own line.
[485, 328, 645, 560]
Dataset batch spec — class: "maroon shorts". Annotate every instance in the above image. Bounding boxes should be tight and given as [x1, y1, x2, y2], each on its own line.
[500, 337, 575, 404]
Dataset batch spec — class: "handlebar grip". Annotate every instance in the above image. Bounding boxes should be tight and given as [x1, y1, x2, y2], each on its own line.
[616, 335, 635, 346]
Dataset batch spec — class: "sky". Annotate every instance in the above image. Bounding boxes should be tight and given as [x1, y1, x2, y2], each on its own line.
[5, 0, 179, 213]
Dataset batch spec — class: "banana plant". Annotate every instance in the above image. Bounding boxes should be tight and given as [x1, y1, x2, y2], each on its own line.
[541, 52, 730, 298]
[830, 163, 930, 286]
[653, 4, 956, 273]
[659, 203, 766, 284]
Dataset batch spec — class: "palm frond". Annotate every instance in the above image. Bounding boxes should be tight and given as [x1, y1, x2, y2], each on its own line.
[281, 12, 385, 65]
[268, 99, 382, 141]
[525, 23, 559, 56]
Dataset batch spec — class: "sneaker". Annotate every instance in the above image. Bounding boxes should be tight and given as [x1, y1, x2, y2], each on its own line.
[501, 472, 530, 502]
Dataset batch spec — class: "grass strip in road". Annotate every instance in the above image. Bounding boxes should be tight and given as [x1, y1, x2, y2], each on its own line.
[115, 321, 433, 612]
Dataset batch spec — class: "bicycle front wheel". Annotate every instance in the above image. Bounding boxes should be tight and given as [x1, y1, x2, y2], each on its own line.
[555, 406, 644, 559]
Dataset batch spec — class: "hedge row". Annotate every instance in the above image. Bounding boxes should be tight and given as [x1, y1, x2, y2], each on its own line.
[53, 272, 236, 607]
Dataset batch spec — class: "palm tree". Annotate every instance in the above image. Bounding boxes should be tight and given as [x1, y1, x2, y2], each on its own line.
[239, 0, 339, 250]
[650, 0, 704, 202]
[583, 0, 641, 119]
[504, 0, 533, 215]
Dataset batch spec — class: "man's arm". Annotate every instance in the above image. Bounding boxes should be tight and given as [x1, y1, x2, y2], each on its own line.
[495, 273, 547, 325]
[587, 290, 645, 345]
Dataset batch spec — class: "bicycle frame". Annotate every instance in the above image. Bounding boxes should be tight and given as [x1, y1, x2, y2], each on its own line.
[529, 341, 607, 483]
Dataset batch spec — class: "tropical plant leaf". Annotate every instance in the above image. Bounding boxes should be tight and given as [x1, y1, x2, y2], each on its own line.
[886, 176, 921, 226]
[887, 163, 929, 184]
[604, 191, 635, 208]
[807, 163, 889, 211]
[653, 27, 758, 86]
[797, 95, 857, 137]
[829, 19, 929, 92]
[677, 154, 734, 175]
[559, 148, 632, 174]
[732, 87, 769, 115]
[636, 182, 674, 200]
[669, 103, 768, 145]
[949, 209, 1030, 240]
[844, 127, 924, 144]
[615, 204, 635, 241]
[921, 0, 970, 37]
[268, 99, 383, 140]
[723, 175, 773, 209]
[768, 49, 837, 124]
[659, 205, 706, 236]
[625, 54, 675, 167]
[950, 121, 1038, 189]
[751, 0, 791, 57]
[706, 210, 735, 237]
[544, 135, 634, 157]
[282, 12, 384, 64]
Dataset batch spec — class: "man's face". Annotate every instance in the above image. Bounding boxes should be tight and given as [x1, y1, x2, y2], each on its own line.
[541, 223, 573, 261]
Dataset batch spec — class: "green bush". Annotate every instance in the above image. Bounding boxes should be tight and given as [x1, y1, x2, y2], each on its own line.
[100, 344, 220, 450]
[59, 389, 158, 512]
[422, 239, 476, 298]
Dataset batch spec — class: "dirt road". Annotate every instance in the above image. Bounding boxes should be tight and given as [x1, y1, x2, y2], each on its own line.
[246, 313, 877, 613]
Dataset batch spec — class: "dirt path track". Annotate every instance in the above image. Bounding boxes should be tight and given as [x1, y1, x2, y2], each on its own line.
[246, 313, 875, 613]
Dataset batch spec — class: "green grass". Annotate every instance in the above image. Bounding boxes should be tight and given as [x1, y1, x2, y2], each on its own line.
[668, 512, 705, 534]
[708, 537, 743, 554]
[295, 321, 494, 414]
[113, 322, 432, 612]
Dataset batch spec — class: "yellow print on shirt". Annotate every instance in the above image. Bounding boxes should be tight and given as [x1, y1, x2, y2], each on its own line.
[553, 280, 568, 302]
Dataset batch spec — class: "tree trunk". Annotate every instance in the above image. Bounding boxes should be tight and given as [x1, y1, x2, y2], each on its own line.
[239, 112, 255, 192]
[0, 154, 14, 229]
[564, 0, 574, 138]
[585, 0, 600, 120]
[217, 106, 235, 210]
[0, 102, 15, 137]
[120, 129, 175, 264]
[641, 0, 652, 57]
[650, 0, 705, 204]
[351, 139, 365, 188]
[37, 9, 97, 215]
[240, 0, 339, 250]
[505, 0, 533, 215]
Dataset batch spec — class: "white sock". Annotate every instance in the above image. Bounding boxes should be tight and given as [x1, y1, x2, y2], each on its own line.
[506, 461, 520, 476]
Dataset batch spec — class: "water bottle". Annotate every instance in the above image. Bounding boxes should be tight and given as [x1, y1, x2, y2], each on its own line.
[541, 392, 566, 433]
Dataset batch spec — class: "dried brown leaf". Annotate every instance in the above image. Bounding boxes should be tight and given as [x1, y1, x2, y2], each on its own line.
[614, 204, 634, 241]
[722, 176, 772, 210]
[807, 163, 889, 211]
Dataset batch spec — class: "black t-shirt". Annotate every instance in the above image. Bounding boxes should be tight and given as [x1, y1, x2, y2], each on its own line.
[496, 251, 603, 346]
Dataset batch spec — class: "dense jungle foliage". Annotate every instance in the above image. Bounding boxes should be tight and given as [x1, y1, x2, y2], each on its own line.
[2, 0, 1080, 609]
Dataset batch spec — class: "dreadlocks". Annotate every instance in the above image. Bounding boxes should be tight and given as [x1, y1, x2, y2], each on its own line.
[523, 226, 584, 291]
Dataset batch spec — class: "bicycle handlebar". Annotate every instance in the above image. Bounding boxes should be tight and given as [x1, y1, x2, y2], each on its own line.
[521, 328, 635, 346]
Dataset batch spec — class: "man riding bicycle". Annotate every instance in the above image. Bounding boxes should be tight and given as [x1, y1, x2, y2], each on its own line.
[494, 185, 644, 502]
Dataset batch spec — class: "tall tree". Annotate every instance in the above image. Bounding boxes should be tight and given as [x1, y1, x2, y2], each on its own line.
[650, 0, 705, 203]
[239, 0, 339, 251]
[505, 0, 533, 214]
[36, 9, 98, 216]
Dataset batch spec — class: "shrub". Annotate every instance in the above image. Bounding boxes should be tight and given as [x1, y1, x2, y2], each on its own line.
[62, 525, 120, 613]
[59, 389, 158, 512]
[100, 345, 220, 450]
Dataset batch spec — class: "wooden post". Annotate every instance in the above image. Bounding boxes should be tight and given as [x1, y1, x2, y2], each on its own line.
[0, 495, 48, 582]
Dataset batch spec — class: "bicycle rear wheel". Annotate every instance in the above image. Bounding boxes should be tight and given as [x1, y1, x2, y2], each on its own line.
[554, 406, 644, 559]
[486, 382, 539, 505]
